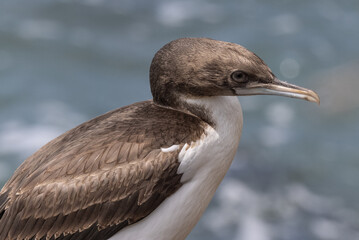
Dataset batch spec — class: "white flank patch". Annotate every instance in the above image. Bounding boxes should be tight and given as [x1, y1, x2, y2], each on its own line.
[161, 144, 180, 153]
[111, 96, 243, 240]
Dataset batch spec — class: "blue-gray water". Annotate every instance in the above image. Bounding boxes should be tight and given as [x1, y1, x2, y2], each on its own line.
[0, 0, 358, 239]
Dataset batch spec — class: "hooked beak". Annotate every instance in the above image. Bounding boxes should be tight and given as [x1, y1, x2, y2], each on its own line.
[235, 78, 320, 104]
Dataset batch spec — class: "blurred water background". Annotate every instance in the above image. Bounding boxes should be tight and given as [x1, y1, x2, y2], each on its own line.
[0, 0, 358, 239]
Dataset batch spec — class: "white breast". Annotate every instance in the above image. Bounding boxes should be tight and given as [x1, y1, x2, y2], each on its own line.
[111, 96, 243, 240]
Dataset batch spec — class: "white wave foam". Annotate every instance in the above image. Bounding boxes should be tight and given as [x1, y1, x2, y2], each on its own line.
[0, 101, 85, 159]
[200, 179, 359, 240]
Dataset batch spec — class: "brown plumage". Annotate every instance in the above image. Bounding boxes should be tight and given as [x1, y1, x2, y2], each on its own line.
[0, 101, 206, 240]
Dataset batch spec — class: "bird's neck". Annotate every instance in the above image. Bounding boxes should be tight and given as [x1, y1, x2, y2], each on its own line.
[154, 92, 243, 128]
[180, 95, 243, 130]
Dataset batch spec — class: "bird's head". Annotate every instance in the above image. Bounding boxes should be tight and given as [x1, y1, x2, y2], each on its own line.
[150, 38, 319, 107]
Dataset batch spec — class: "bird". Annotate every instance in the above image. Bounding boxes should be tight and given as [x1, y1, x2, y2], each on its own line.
[0, 38, 319, 240]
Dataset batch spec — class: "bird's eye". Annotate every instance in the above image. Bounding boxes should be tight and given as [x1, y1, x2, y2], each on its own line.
[231, 71, 248, 83]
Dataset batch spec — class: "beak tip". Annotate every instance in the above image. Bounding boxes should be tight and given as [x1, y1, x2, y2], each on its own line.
[308, 90, 320, 105]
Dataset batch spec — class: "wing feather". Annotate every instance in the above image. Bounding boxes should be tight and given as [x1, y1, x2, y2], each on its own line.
[0, 101, 206, 240]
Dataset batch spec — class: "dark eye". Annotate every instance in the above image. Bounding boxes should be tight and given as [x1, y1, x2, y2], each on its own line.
[231, 71, 248, 83]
